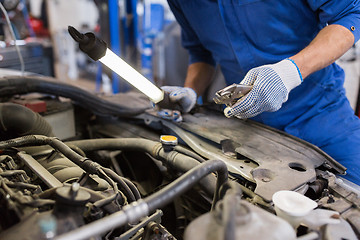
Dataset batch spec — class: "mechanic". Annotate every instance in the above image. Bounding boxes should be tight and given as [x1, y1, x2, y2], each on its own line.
[157, 0, 360, 185]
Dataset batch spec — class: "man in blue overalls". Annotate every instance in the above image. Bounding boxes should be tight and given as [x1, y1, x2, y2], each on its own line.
[159, 0, 360, 184]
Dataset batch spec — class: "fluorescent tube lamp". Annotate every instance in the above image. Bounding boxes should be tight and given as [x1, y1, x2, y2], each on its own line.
[68, 26, 164, 104]
[99, 49, 163, 103]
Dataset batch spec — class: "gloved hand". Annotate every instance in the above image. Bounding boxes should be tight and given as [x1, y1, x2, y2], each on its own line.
[224, 59, 302, 119]
[160, 86, 197, 112]
[154, 86, 197, 122]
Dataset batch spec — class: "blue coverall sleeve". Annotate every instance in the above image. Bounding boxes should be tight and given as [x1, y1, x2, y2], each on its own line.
[167, 0, 216, 66]
[307, 0, 360, 43]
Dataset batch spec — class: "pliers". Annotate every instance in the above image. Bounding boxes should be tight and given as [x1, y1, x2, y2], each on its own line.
[213, 84, 252, 107]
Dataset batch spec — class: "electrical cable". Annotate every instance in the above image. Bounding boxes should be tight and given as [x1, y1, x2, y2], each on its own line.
[0, 2, 25, 75]
[1, 177, 55, 207]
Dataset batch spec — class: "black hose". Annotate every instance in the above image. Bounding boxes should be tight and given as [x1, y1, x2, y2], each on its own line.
[174, 145, 205, 163]
[55, 160, 228, 240]
[16, 136, 95, 171]
[101, 167, 136, 202]
[0, 76, 149, 117]
[93, 168, 121, 208]
[0, 135, 100, 173]
[65, 138, 217, 196]
[0, 135, 214, 201]
[222, 191, 238, 240]
[0, 103, 54, 139]
[0, 135, 137, 205]
[217, 182, 243, 240]
[120, 177, 141, 200]
[65, 138, 160, 154]
[144, 159, 228, 211]
[66, 144, 87, 157]
[218, 181, 243, 201]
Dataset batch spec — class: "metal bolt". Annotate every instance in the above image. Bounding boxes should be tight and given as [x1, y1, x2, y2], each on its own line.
[70, 182, 80, 199]
[261, 177, 271, 182]
[151, 224, 160, 234]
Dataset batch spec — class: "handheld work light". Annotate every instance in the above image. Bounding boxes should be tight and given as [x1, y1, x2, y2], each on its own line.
[68, 26, 165, 104]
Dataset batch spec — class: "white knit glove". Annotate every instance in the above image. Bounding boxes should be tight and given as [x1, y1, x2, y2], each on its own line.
[224, 59, 302, 119]
[155, 86, 197, 122]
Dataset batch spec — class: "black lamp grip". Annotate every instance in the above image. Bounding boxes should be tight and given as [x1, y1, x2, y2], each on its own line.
[68, 26, 107, 61]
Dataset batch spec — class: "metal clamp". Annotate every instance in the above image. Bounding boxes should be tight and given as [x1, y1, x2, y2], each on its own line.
[213, 84, 252, 107]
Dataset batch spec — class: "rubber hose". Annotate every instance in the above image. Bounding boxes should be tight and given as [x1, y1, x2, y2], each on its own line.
[0, 135, 136, 203]
[144, 159, 228, 211]
[54, 160, 228, 240]
[0, 103, 54, 139]
[0, 135, 97, 172]
[174, 145, 205, 163]
[65, 138, 216, 196]
[0, 76, 149, 117]
[101, 167, 137, 202]
[120, 177, 141, 200]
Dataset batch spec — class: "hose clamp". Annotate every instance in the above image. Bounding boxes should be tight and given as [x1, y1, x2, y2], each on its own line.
[122, 199, 149, 223]
[152, 143, 163, 158]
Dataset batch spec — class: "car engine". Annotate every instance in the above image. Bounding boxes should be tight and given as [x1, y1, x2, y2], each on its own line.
[0, 75, 359, 240]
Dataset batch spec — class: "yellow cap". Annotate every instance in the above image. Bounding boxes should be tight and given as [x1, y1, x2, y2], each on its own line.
[160, 135, 178, 145]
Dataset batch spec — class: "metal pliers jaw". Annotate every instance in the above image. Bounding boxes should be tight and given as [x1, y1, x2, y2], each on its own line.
[213, 83, 253, 107]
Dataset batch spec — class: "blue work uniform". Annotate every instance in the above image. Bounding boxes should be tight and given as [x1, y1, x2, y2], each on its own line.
[168, 0, 360, 184]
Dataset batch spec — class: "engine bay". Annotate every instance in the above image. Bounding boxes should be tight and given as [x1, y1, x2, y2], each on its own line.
[0, 75, 359, 240]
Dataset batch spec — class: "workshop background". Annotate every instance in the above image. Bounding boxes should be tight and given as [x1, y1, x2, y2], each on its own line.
[1, 0, 359, 114]
[1, 2, 360, 240]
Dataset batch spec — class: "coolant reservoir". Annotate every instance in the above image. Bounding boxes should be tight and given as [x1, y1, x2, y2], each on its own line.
[272, 190, 317, 228]
[184, 199, 296, 240]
